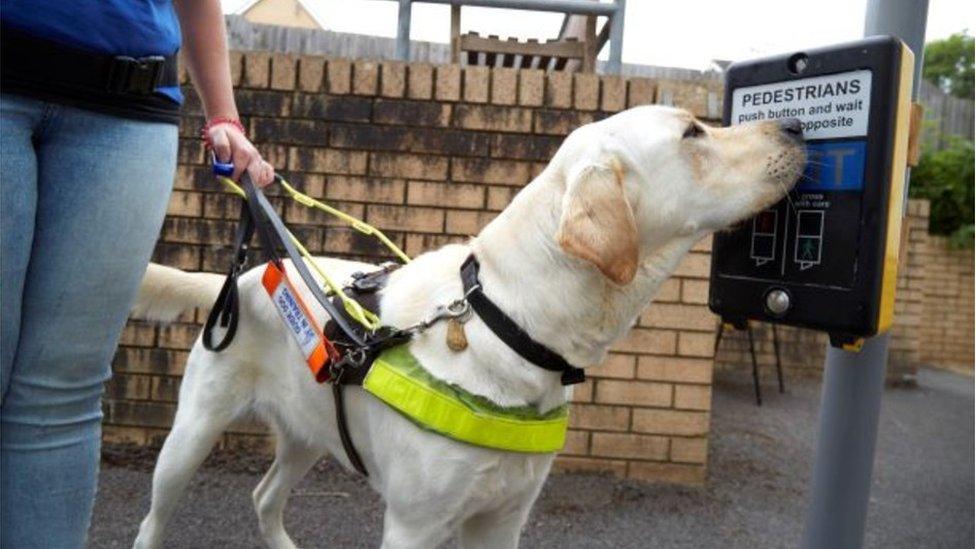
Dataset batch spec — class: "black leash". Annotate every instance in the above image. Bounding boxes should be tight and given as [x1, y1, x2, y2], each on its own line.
[203, 176, 368, 351]
[204, 180, 283, 351]
[203, 174, 417, 477]
[245, 178, 367, 346]
[202, 200, 251, 352]
[460, 255, 585, 386]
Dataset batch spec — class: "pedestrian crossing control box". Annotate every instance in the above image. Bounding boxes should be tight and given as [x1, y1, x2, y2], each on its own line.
[708, 36, 915, 348]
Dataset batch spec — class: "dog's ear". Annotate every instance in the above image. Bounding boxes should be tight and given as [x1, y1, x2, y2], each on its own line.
[556, 160, 639, 285]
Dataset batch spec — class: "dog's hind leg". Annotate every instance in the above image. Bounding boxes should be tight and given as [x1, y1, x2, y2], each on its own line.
[253, 432, 325, 549]
[133, 353, 244, 549]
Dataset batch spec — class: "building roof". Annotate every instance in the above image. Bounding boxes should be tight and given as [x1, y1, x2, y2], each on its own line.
[235, 0, 328, 30]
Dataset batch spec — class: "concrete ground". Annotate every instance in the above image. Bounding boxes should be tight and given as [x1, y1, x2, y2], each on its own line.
[90, 367, 974, 548]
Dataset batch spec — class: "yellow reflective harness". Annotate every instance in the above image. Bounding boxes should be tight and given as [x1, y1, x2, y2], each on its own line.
[364, 345, 569, 453]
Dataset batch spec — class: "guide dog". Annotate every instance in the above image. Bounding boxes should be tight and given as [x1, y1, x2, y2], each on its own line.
[131, 106, 805, 549]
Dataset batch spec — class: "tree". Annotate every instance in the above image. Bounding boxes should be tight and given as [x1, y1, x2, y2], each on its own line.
[909, 137, 975, 247]
[922, 31, 974, 99]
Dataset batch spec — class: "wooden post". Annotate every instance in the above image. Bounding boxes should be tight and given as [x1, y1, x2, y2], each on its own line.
[907, 102, 924, 167]
[450, 5, 461, 64]
[583, 14, 596, 72]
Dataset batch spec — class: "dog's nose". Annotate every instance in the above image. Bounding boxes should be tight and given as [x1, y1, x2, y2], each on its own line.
[778, 118, 804, 141]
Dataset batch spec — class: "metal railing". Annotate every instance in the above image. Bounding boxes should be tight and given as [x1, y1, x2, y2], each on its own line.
[388, 0, 626, 73]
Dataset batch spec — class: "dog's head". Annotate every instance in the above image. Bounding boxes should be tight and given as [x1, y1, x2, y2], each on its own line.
[554, 105, 806, 285]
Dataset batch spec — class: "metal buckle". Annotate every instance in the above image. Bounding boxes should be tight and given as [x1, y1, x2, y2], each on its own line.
[235, 243, 250, 269]
[106, 55, 165, 95]
[329, 347, 367, 383]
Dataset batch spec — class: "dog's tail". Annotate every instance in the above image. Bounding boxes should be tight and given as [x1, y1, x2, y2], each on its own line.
[131, 263, 225, 323]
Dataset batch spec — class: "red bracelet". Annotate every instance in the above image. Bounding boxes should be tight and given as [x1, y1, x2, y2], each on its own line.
[200, 117, 246, 149]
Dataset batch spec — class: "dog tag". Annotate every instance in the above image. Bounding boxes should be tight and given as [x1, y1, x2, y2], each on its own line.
[262, 262, 336, 383]
[446, 318, 468, 352]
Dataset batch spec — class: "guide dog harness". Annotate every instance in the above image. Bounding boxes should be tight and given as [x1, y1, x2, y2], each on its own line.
[203, 174, 582, 477]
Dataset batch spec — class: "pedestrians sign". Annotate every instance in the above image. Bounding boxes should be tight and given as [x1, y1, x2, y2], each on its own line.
[731, 69, 872, 140]
[709, 36, 915, 347]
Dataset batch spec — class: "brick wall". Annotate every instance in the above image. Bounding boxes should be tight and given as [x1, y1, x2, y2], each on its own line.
[888, 200, 931, 381]
[104, 52, 725, 485]
[919, 233, 975, 371]
[714, 200, 932, 385]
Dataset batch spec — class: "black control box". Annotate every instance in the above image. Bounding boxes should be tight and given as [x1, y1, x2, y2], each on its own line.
[709, 36, 914, 346]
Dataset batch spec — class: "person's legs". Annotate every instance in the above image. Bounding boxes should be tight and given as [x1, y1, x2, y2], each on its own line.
[0, 100, 177, 549]
[1, 94, 41, 397]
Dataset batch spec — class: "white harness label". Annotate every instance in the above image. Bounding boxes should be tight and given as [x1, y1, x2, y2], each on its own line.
[731, 69, 872, 139]
[270, 281, 321, 358]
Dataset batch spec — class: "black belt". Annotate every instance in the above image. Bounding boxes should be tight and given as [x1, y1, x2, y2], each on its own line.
[460, 255, 585, 386]
[1, 26, 179, 96]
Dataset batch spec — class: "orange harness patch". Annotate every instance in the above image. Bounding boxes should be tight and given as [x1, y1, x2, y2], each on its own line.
[262, 261, 338, 383]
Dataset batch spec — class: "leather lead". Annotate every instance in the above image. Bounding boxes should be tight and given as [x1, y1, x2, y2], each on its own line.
[203, 201, 254, 352]
[202, 176, 399, 477]
[332, 383, 369, 476]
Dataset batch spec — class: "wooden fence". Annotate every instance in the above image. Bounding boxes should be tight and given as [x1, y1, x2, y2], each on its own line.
[918, 79, 975, 149]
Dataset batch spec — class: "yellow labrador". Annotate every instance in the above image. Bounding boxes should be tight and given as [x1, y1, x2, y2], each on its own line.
[132, 106, 805, 549]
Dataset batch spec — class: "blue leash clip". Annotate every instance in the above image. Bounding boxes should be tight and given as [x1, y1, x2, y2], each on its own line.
[211, 152, 234, 177]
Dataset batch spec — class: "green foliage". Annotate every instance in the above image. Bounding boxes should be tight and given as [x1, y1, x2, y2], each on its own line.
[922, 31, 974, 99]
[909, 137, 975, 247]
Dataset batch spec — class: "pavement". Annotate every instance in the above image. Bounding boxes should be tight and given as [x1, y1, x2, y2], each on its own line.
[89, 367, 974, 548]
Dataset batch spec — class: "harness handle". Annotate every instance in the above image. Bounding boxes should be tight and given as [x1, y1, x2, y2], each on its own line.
[211, 151, 235, 177]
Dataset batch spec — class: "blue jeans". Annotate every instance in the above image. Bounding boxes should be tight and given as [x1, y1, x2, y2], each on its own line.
[1, 94, 177, 548]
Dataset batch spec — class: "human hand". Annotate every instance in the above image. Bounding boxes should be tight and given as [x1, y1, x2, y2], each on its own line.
[205, 119, 275, 187]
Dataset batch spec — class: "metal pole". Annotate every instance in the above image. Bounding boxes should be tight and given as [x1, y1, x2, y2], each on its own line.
[801, 2, 927, 548]
[747, 324, 763, 406]
[395, 0, 413, 61]
[801, 334, 891, 549]
[866, 0, 929, 98]
[607, 0, 625, 73]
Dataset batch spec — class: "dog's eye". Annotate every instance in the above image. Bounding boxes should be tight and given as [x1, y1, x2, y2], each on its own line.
[682, 123, 706, 139]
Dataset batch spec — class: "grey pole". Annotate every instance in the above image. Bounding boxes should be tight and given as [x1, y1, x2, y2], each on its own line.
[606, 0, 626, 74]
[866, 0, 929, 98]
[801, 334, 892, 549]
[800, 2, 928, 548]
[395, 0, 413, 61]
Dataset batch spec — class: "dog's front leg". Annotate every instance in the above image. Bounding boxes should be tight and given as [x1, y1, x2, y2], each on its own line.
[456, 487, 538, 549]
[379, 506, 456, 549]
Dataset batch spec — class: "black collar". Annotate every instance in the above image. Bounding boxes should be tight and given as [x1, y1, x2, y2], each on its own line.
[460, 255, 586, 386]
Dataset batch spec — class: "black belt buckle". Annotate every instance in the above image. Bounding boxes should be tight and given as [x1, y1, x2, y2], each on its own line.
[560, 367, 586, 386]
[350, 271, 382, 293]
[106, 55, 166, 95]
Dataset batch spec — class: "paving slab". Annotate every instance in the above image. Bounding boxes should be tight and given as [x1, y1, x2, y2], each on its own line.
[89, 367, 974, 548]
